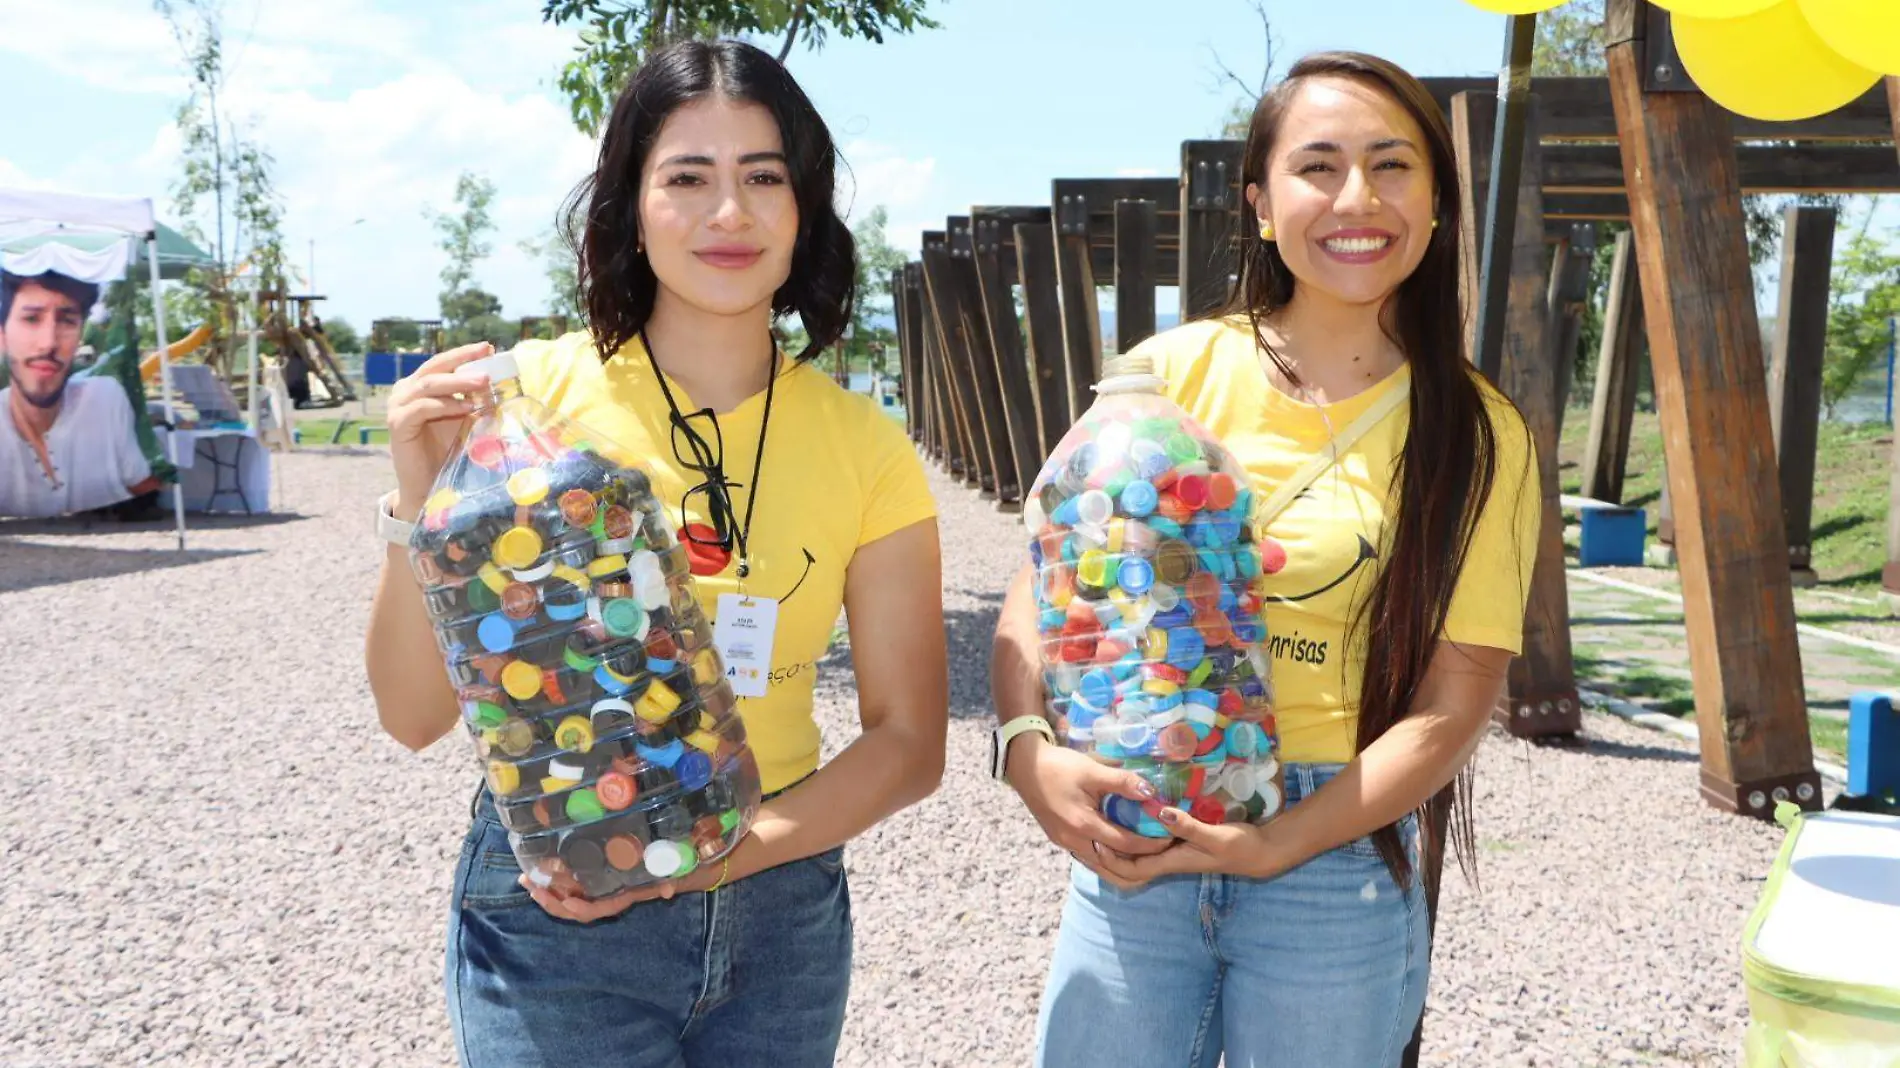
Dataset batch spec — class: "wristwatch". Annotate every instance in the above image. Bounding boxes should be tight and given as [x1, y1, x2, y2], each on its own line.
[990, 715, 1056, 782]
[376, 490, 417, 547]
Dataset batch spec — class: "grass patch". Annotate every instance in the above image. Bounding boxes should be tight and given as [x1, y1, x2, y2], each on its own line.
[1559, 407, 1895, 592]
[1571, 647, 1849, 758]
[290, 417, 386, 445]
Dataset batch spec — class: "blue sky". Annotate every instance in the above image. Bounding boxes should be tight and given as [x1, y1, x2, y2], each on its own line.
[0, 1, 1566, 329]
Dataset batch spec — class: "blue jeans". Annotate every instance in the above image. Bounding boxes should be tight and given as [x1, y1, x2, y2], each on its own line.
[445, 787, 852, 1068]
[1037, 763, 1430, 1068]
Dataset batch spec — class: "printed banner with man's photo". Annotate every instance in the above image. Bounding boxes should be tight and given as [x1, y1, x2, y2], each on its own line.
[0, 234, 168, 519]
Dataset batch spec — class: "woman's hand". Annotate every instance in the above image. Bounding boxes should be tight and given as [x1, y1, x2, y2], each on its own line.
[521, 855, 730, 923]
[1006, 737, 1175, 874]
[386, 341, 495, 510]
[1091, 804, 1295, 890]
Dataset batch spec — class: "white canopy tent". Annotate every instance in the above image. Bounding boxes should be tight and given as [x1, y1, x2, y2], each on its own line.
[0, 187, 187, 547]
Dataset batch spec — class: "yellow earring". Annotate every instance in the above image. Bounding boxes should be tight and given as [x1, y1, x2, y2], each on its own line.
[1431, 217, 1439, 230]
[1258, 219, 1275, 242]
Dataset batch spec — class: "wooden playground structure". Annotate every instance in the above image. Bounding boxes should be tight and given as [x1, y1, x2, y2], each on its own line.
[890, 10, 1900, 825]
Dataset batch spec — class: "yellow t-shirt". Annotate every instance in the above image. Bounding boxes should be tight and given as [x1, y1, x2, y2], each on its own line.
[1131, 317, 1541, 763]
[514, 331, 938, 793]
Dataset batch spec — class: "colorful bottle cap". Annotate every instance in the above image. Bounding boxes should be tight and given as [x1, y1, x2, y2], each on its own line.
[599, 536, 638, 556]
[477, 614, 517, 654]
[1129, 440, 1170, 479]
[476, 563, 512, 595]
[500, 582, 539, 620]
[1257, 781, 1283, 818]
[501, 659, 542, 700]
[493, 527, 543, 570]
[1157, 722, 1198, 760]
[467, 434, 507, 470]
[1190, 795, 1227, 825]
[495, 719, 535, 757]
[558, 487, 598, 527]
[554, 715, 595, 753]
[1120, 480, 1159, 518]
[605, 834, 645, 870]
[468, 700, 506, 729]
[1112, 558, 1151, 596]
[677, 750, 713, 791]
[643, 839, 685, 878]
[565, 789, 605, 823]
[638, 679, 681, 722]
[486, 761, 519, 795]
[1206, 473, 1240, 510]
[1075, 490, 1114, 527]
[1164, 432, 1200, 465]
[511, 559, 556, 583]
[1175, 475, 1210, 511]
[602, 505, 636, 541]
[636, 739, 685, 768]
[1116, 717, 1156, 753]
[1168, 628, 1206, 671]
[1155, 541, 1197, 586]
[602, 598, 647, 639]
[507, 468, 551, 507]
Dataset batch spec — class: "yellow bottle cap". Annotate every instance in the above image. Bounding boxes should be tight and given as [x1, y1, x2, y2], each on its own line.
[551, 564, 590, 592]
[555, 715, 594, 753]
[1077, 550, 1108, 588]
[501, 660, 543, 700]
[587, 554, 628, 579]
[493, 527, 543, 570]
[477, 563, 511, 594]
[507, 468, 550, 506]
[487, 761, 519, 795]
[686, 729, 721, 753]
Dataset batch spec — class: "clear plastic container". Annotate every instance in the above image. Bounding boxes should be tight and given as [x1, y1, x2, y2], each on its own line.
[408, 349, 761, 899]
[1024, 353, 1282, 837]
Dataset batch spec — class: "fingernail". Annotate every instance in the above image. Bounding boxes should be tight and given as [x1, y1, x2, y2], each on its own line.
[1160, 808, 1180, 823]
[1136, 780, 1157, 799]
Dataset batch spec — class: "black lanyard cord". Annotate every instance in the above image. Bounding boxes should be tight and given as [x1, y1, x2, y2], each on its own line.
[641, 329, 776, 579]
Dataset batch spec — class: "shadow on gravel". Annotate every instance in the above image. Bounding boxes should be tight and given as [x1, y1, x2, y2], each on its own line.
[0, 510, 311, 536]
[0, 537, 259, 594]
[1571, 615, 1681, 627]
[945, 604, 1001, 720]
[1582, 736, 1698, 764]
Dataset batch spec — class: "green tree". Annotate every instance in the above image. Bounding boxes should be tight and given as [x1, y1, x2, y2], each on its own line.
[846, 205, 905, 375]
[541, 0, 939, 134]
[427, 171, 500, 335]
[1532, 0, 1605, 75]
[1821, 209, 1900, 417]
[154, 0, 288, 380]
[323, 315, 363, 355]
[519, 228, 582, 318]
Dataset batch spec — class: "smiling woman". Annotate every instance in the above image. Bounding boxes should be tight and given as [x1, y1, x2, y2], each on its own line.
[362, 37, 947, 1068]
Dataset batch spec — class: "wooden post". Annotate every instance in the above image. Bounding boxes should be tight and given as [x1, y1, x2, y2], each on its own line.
[946, 216, 1023, 505]
[1490, 99, 1581, 740]
[917, 259, 970, 481]
[1054, 192, 1104, 419]
[971, 213, 1045, 505]
[921, 231, 996, 495]
[902, 263, 942, 461]
[1767, 205, 1837, 588]
[1114, 199, 1159, 352]
[1180, 141, 1242, 320]
[891, 267, 919, 445]
[1581, 232, 1644, 504]
[1549, 224, 1597, 415]
[1016, 221, 1073, 451]
[1606, 0, 1820, 816]
[1452, 90, 1499, 366]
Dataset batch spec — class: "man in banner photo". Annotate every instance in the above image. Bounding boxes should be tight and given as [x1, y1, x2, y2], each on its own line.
[0, 269, 159, 517]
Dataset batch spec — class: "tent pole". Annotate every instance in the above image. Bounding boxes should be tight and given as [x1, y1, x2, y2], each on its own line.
[149, 232, 185, 551]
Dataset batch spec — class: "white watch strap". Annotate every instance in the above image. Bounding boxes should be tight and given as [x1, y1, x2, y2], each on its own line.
[993, 715, 1056, 781]
[377, 490, 417, 547]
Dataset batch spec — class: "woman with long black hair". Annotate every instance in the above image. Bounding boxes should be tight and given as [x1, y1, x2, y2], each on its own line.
[366, 38, 947, 1068]
[991, 51, 1542, 1067]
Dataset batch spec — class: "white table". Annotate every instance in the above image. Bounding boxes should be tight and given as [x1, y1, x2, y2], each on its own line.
[155, 426, 272, 514]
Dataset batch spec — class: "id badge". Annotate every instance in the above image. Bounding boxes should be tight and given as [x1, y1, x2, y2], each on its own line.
[714, 594, 779, 699]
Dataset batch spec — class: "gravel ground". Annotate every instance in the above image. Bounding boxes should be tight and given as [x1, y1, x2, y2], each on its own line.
[0, 447, 1824, 1067]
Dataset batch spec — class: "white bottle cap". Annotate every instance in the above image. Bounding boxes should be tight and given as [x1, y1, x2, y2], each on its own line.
[464, 349, 519, 383]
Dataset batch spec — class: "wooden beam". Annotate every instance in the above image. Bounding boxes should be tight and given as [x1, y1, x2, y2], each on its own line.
[1546, 143, 1900, 196]
[918, 255, 974, 485]
[1453, 91, 1499, 371]
[946, 216, 1023, 506]
[1016, 222, 1073, 452]
[1767, 206, 1837, 586]
[1580, 232, 1645, 504]
[1053, 178, 1183, 285]
[1054, 192, 1105, 425]
[1115, 199, 1159, 352]
[891, 266, 918, 445]
[1492, 104, 1581, 740]
[1545, 193, 1633, 222]
[921, 231, 1001, 496]
[971, 213, 1045, 507]
[1422, 75, 1896, 143]
[1607, 6, 1821, 817]
[1180, 140, 1243, 320]
[1549, 224, 1597, 414]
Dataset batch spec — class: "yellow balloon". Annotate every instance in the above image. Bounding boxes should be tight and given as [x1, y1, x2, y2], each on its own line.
[1674, 2, 1881, 120]
[1458, 0, 1564, 12]
[1650, 0, 1782, 15]
[1797, 0, 1900, 76]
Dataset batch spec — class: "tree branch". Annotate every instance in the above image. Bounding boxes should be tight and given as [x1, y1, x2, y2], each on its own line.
[778, 0, 809, 62]
[1205, 0, 1277, 100]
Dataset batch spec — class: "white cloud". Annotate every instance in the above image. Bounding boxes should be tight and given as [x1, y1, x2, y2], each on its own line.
[836, 139, 936, 223]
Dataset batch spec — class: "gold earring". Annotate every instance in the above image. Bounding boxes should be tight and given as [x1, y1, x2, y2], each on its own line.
[1258, 219, 1275, 242]
[1431, 217, 1439, 230]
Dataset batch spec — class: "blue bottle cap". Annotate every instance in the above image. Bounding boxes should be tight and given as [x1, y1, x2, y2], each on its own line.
[636, 739, 686, 768]
[1102, 794, 1144, 830]
[1120, 480, 1159, 518]
[677, 750, 713, 790]
[1079, 668, 1117, 710]
[1168, 628, 1206, 671]
[1118, 557, 1155, 595]
[477, 613, 516, 654]
[1051, 496, 1082, 527]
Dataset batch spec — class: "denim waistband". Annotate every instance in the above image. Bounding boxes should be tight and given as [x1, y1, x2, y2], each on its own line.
[1281, 762, 1349, 808]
